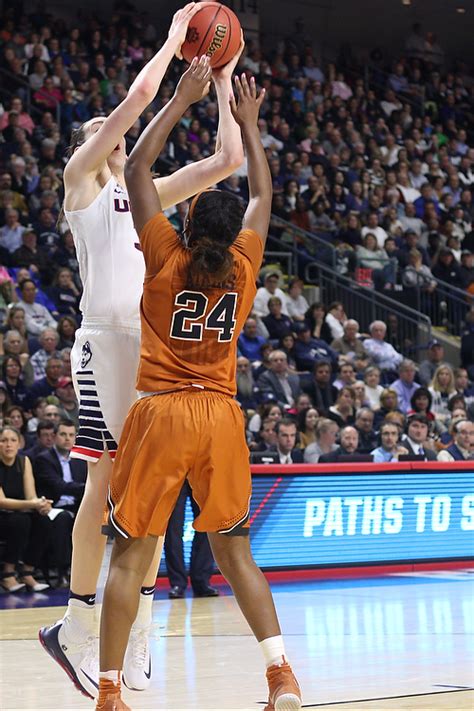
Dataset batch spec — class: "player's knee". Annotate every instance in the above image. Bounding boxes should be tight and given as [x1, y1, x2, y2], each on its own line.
[208, 533, 253, 574]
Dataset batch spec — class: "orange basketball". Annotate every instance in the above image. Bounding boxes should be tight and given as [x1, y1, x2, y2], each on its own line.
[181, 2, 242, 68]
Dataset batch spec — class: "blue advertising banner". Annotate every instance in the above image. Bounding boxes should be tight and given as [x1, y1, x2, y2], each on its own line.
[158, 465, 474, 573]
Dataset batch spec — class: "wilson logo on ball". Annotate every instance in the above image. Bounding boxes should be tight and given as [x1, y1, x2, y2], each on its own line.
[206, 23, 227, 57]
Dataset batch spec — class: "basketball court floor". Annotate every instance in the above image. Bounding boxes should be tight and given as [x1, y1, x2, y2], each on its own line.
[1, 561, 473, 710]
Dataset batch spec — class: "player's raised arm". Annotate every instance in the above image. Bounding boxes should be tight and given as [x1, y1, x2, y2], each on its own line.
[230, 74, 271, 246]
[65, 3, 199, 180]
[156, 39, 245, 209]
[124, 56, 212, 234]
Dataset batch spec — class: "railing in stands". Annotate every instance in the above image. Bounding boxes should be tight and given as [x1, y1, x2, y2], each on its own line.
[269, 213, 338, 272]
[399, 273, 472, 338]
[0, 67, 61, 127]
[304, 260, 432, 361]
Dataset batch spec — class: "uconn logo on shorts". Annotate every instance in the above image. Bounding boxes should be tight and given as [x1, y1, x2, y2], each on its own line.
[80, 341, 92, 369]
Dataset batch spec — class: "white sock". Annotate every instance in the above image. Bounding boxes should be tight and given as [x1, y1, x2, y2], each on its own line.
[99, 670, 121, 683]
[62, 598, 97, 640]
[132, 587, 155, 630]
[259, 635, 286, 668]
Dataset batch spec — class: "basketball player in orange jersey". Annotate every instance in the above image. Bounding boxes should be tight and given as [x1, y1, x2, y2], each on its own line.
[96, 59, 302, 711]
[39, 3, 245, 699]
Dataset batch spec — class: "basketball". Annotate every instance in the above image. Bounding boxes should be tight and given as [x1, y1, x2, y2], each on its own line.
[181, 2, 242, 68]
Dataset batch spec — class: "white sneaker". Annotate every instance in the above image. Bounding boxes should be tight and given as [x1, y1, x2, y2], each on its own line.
[123, 626, 151, 691]
[39, 619, 99, 699]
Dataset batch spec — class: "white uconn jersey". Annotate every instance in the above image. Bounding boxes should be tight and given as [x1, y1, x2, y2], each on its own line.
[65, 178, 144, 327]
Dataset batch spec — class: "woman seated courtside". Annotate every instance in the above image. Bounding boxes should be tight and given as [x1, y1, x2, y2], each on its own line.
[0, 425, 52, 592]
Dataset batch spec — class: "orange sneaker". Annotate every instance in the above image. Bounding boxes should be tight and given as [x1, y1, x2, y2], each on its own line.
[264, 657, 302, 710]
[95, 690, 131, 711]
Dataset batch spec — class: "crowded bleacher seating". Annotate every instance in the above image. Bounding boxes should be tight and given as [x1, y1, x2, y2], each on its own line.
[0, 1, 474, 589]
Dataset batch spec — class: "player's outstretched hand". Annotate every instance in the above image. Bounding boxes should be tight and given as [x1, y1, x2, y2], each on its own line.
[168, 2, 200, 59]
[212, 33, 245, 82]
[176, 55, 212, 104]
[230, 73, 265, 128]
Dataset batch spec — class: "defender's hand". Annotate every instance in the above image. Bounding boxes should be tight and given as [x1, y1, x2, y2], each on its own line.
[175, 55, 212, 105]
[230, 74, 265, 128]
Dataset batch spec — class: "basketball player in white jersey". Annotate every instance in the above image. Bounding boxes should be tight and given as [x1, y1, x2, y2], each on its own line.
[39, 4, 244, 698]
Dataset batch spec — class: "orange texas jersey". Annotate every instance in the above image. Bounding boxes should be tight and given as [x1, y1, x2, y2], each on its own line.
[137, 212, 263, 396]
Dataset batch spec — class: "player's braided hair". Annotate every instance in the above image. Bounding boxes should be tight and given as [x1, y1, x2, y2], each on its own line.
[188, 190, 244, 285]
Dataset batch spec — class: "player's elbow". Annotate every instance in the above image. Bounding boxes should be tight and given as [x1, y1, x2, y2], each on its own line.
[220, 142, 244, 171]
[128, 79, 155, 107]
[124, 156, 143, 184]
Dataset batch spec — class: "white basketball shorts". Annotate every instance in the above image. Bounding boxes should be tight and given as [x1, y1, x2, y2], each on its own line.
[70, 322, 141, 463]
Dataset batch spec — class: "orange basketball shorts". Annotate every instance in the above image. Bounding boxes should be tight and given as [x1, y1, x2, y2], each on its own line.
[107, 389, 252, 539]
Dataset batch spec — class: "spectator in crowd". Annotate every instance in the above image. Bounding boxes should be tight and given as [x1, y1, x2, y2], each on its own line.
[278, 333, 297, 371]
[371, 421, 409, 462]
[432, 248, 463, 287]
[253, 271, 288, 318]
[331, 319, 369, 371]
[17, 278, 57, 336]
[324, 301, 346, 340]
[293, 322, 337, 371]
[284, 278, 309, 322]
[363, 366, 384, 410]
[2, 355, 28, 407]
[363, 320, 403, 377]
[55, 376, 79, 425]
[437, 419, 474, 461]
[319, 425, 359, 463]
[270, 418, 304, 464]
[2, 330, 34, 386]
[304, 418, 339, 463]
[401, 414, 437, 460]
[418, 340, 446, 386]
[164, 480, 218, 599]
[11, 226, 53, 282]
[429, 364, 457, 425]
[262, 297, 293, 341]
[407, 386, 446, 438]
[248, 402, 283, 437]
[391, 359, 420, 414]
[333, 362, 356, 390]
[253, 342, 273, 379]
[454, 368, 474, 409]
[296, 407, 319, 449]
[257, 350, 301, 410]
[304, 303, 333, 344]
[251, 417, 278, 452]
[34, 419, 87, 587]
[303, 360, 338, 415]
[356, 233, 394, 289]
[25, 356, 63, 409]
[355, 408, 378, 453]
[56, 316, 77, 350]
[48, 267, 81, 317]
[30, 327, 60, 380]
[23, 419, 56, 462]
[238, 318, 267, 363]
[328, 386, 357, 428]
[236, 356, 258, 411]
[373, 387, 402, 429]
[0, 425, 51, 592]
[0, 208, 23, 252]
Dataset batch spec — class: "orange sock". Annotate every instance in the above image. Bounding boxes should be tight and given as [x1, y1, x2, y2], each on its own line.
[98, 677, 121, 706]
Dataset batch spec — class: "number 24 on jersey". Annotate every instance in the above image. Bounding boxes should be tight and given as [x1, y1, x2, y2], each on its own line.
[170, 290, 238, 342]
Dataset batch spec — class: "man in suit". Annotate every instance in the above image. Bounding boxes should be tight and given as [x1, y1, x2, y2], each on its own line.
[34, 418, 87, 587]
[270, 418, 304, 463]
[23, 420, 56, 462]
[257, 350, 301, 409]
[319, 426, 360, 463]
[355, 408, 378, 454]
[402, 414, 437, 460]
